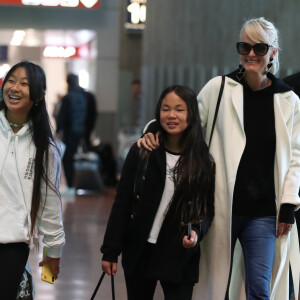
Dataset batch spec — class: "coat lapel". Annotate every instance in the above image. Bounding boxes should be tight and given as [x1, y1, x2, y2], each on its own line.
[273, 93, 294, 201]
[230, 82, 245, 134]
[275, 93, 294, 124]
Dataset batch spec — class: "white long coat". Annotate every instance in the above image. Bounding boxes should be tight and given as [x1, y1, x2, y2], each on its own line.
[192, 75, 300, 300]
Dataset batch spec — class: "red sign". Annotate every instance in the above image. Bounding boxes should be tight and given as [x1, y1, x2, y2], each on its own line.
[43, 45, 89, 59]
[0, 0, 100, 9]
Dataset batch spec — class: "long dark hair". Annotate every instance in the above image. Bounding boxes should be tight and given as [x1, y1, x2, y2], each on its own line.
[0, 61, 60, 234]
[155, 85, 215, 231]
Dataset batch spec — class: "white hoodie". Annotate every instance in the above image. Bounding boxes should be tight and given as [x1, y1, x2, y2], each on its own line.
[0, 110, 65, 257]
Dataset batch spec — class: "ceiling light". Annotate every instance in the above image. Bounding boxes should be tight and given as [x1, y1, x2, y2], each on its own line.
[10, 30, 26, 46]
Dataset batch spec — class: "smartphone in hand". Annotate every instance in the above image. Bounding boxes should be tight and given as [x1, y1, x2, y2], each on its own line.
[187, 222, 192, 240]
[41, 246, 55, 284]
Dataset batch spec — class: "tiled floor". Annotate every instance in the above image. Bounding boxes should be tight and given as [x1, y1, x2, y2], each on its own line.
[28, 188, 164, 300]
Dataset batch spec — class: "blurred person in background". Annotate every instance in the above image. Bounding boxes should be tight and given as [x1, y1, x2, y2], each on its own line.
[284, 72, 300, 96]
[130, 79, 142, 128]
[56, 73, 87, 196]
[52, 92, 63, 129]
[101, 85, 215, 300]
[0, 61, 65, 299]
[139, 17, 300, 300]
[83, 90, 97, 150]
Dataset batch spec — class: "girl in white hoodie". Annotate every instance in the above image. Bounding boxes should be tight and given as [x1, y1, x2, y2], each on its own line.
[0, 61, 65, 299]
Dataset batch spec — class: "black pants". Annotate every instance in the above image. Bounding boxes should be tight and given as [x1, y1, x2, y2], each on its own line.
[0, 243, 30, 300]
[124, 243, 194, 300]
[63, 131, 82, 187]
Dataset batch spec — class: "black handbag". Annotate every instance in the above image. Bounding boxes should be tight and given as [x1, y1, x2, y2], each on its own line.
[90, 272, 115, 300]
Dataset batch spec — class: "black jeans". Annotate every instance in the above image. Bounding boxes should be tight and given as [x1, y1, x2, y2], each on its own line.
[63, 131, 82, 187]
[124, 243, 194, 300]
[0, 243, 29, 300]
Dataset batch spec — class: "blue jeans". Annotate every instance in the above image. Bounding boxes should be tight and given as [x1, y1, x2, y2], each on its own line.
[289, 265, 294, 300]
[226, 215, 276, 300]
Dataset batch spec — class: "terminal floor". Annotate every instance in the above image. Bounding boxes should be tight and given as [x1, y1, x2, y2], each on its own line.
[28, 188, 164, 300]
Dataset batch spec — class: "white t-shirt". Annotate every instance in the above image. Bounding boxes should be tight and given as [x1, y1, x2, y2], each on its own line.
[147, 150, 180, 243]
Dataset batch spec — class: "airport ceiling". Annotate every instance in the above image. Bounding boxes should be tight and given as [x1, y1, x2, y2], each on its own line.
[0, 28, 95, 47]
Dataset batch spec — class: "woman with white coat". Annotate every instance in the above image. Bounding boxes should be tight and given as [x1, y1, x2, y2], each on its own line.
[139, 17, 300, 300]
[0, 61, 65, 299]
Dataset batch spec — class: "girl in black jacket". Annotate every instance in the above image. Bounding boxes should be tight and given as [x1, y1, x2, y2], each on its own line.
[101, 85, 215, 300]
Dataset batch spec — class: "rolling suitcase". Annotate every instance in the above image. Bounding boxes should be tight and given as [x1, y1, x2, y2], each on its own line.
[73, 151, 102, 193]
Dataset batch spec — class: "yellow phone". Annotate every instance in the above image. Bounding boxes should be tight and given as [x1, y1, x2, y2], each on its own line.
[41, 246, 55, 284]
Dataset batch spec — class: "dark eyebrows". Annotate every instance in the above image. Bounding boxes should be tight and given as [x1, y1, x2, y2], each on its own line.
[8, 74, 28, 81]
[161, 103, 186, 108]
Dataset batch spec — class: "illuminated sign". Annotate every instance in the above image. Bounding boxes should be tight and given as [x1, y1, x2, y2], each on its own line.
[0, 0, 100, 8]
[43, 45, 89, 58]
[125, 0, 146, 32]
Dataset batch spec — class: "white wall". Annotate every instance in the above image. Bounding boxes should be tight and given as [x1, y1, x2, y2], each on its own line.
[42, 58, 67, 129]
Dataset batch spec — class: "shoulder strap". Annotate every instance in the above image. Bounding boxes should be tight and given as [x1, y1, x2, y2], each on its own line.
[208, 75, 225, 148]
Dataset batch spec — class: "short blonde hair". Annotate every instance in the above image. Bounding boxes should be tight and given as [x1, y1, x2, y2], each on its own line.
[240, 17, 279, 74]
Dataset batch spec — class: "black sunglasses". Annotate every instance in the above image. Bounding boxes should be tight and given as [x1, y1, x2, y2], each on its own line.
[236, 42, 272, 56]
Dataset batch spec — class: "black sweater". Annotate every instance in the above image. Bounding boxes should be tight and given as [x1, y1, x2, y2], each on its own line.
[227, 70, 295, 223]
[232, 78, 276, 216]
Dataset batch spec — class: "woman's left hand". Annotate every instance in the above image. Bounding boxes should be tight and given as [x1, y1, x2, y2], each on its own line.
[276, 222, 293, 238]
[39, 256, 61, 280]
[183, 230, 198, 248]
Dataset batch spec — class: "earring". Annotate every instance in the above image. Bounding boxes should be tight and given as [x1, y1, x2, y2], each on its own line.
[236, 64, 245, 81]
[267, 57, 273, 72]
